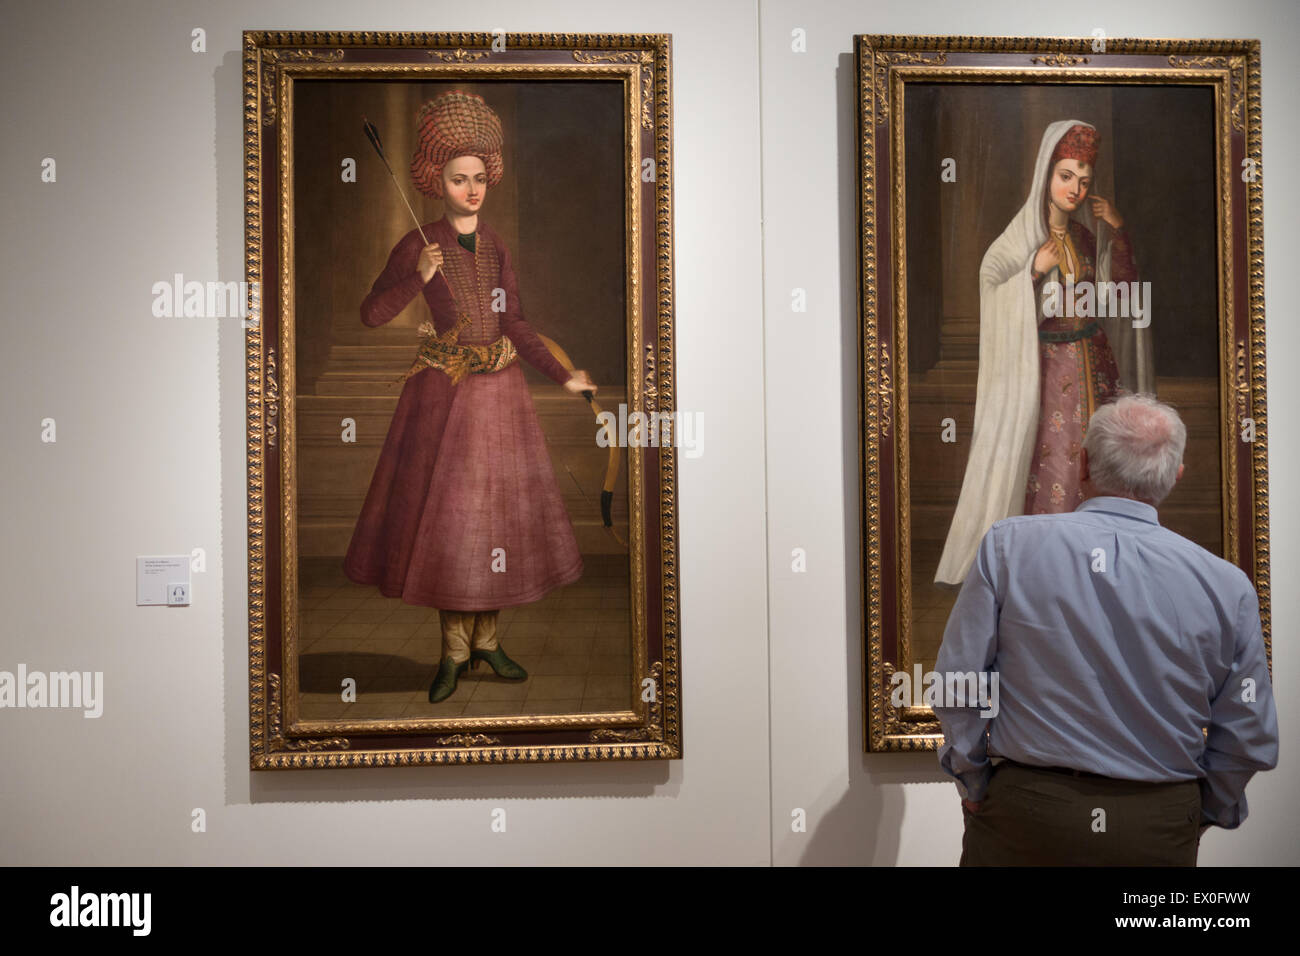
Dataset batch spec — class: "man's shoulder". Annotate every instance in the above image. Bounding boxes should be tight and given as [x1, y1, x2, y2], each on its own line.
[988, 510, 1251, 588]
[393, 223, 435, 252]
[987, 511, 1088, 538]
[476, 219, 509, 249]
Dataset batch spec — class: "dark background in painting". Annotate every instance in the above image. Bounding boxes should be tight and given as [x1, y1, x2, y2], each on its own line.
[900, 82, 1223, 672]
[293, 79, 627, 390]
[904, 83, 1217, 378]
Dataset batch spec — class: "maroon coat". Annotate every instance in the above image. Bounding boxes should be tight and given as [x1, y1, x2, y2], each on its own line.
[342, 216, 584, 609]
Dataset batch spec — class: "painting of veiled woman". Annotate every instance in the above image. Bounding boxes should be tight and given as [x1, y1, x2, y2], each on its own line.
[935, 119, 1149, 585]
[903, 84, 1222, 668]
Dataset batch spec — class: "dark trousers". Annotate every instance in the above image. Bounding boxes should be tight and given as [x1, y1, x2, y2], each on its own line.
[961, 761, 1202, 866]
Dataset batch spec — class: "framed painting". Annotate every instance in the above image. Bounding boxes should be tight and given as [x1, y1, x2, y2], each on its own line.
[244, 31, 679, 768]
[855, 35, 1268, 751]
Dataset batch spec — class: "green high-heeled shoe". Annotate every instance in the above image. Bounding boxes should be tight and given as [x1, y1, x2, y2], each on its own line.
[427, 656, 469, 703]
[470, 647, 528, 681]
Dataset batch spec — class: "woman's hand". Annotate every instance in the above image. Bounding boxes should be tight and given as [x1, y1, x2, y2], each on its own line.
[416, 242, 444, 283]
[564, 370, 597, 396]
[1032, 238, 1061, 277]
[1089, 196, 1123, 229]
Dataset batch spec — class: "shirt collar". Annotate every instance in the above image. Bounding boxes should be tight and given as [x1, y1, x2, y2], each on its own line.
[1075, 495, 1160, 525]
[427, 216, 481, 256]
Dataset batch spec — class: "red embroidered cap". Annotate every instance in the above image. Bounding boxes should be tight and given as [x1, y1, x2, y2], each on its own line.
[1050, 124, 1100, 168]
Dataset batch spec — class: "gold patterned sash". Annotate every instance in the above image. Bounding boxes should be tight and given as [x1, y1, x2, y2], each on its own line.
[399, 322, 517, 385]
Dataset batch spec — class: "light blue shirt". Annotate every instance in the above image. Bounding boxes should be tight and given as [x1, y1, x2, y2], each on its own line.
[934, 496, 1278, 828]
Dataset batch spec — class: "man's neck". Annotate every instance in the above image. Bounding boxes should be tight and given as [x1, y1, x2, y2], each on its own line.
[448, 212, 478, 235]
[1080, 488, 1158, 509]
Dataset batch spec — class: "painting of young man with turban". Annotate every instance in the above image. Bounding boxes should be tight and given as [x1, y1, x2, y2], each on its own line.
[289, 80, 633, 722]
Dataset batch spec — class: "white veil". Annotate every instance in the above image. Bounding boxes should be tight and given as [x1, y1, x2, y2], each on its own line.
[933, 119, 1151, 586]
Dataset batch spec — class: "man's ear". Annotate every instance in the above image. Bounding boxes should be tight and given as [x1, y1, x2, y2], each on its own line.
[1176, 462, 1184, 483]
[1079, 446, 1090, 481]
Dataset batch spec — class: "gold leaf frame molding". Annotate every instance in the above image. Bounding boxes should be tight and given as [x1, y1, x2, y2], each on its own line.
[244, 32, 679, 768]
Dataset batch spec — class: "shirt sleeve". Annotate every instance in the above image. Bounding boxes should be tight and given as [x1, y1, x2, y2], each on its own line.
[360, 229, 429, 328]
[1199, 581, 1279, 828]
[495, 239, 575, 387]
[933, 529, 1002, 802]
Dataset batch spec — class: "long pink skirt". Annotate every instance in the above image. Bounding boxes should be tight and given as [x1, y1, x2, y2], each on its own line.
[342, 362, 583, 609]
[1023, 330, 1121, 514]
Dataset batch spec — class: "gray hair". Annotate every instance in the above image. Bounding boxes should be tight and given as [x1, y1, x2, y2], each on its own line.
[1083, 394, 1186, 504]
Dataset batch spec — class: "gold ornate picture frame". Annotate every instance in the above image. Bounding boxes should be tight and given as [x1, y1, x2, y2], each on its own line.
[855, 35, 1268, 751]
[244, 31, 679, 768]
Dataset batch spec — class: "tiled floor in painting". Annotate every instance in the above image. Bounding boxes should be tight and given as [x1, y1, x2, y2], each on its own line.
[296, 555, 633, 721]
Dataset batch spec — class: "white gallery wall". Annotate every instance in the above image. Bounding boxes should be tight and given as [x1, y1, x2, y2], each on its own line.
[0, 0, 1293, 866]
